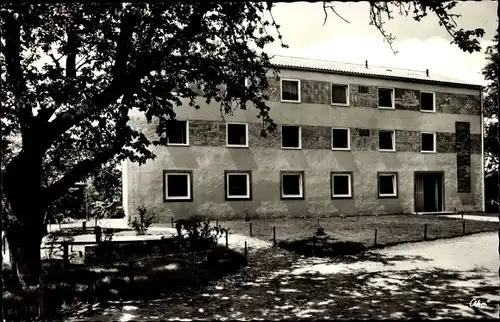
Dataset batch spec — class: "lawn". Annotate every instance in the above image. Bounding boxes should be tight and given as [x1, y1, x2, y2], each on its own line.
[218, 214, 499, 248]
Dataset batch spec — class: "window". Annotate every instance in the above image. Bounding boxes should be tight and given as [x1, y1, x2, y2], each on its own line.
[332, 128, 350, 150]
[163, 170, 193, 201]
[420, 91, 435, 112]
[280, 171, 304, 199]
[378, 88, 394, 109]
[379, 130, 395, 151]
[331, 172, 353, 199]
[166, 120, 189, 146]
[281, 79, 301, 102]
[358, 86, 369, 94]
[225, 171, 252, 200]
[378, 173, 398, 198]
[331, 83, 349, 105]
[281, 125, 301, 149]
[421, 132, 436, 153]
[226, 123, 248, 147]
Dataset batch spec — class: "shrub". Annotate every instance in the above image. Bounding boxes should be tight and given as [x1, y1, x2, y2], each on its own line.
[131, 206, 157, 235]
[175, 215, 228, 246]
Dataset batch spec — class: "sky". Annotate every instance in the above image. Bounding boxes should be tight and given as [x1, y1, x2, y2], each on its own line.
[264, 1, 498, 86]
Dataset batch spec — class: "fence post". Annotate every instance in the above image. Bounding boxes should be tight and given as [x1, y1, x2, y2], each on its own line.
[244, 241, 248, 265]
[82, 221, 86, 231]
[63, 242, 69, 267]
[317, 218, 320, 227]
[129, 261, 134, 284]
[273, 227, 276, 247]
[463, 220, 466, 235]
[374, 229, 378, 246]
[216, 219, 219, 228]
[249, 222, 253, 237]
[424, 224, 428, 241]
[225, 230, 229, 248]
[95, 226, 102, 243]
[461, 211, 464, 219]
[171, 217, 174, 228]
[38, 270, 44, 319]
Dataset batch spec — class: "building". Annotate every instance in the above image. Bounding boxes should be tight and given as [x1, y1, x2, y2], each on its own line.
[122, 55, 484, 223]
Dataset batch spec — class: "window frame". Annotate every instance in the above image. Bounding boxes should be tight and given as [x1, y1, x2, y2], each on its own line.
[420, 91, 436, 113]
[377, 172, 398, 198]
[166, 120, 190, 146]
[377, 87, 395, 109]
[280, 171, 305, 200]
[224, 170, 252, 201]
[378, 130, 396, 152]
[331, 83, 350, 106]
[281, 125, 302, 150]
[163, 170, 193, 202]
[280, 78, 301, 103]
[331, 127, 351, 151]
[330, 171, 353, 199]
[421, 132, 437, 153]
[226, 122, 249, 148]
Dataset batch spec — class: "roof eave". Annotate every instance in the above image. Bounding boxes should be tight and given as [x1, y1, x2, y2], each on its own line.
[271, 64, 483, 91]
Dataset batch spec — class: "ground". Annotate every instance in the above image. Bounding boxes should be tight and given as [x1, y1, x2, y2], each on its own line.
[61, 230, 499, 321]
[3, 216, 498, 320]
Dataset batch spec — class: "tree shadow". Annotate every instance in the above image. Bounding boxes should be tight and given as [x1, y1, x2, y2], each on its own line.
[61, 247, 499, 321]
[2, 244, 245, 320]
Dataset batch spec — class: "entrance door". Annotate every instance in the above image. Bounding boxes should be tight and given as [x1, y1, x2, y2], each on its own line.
[415, 172, 444, 212]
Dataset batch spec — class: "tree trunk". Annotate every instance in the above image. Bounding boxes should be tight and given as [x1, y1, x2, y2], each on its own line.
[2, 152, 48, 319]
[5, 221, 45, 319]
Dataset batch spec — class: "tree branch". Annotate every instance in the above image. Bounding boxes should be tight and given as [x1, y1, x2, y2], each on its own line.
[44, 13, 139, 150]
[45, 99, 131, 203]
[65, 26, 77, 79]
[322, 2, 350, 26]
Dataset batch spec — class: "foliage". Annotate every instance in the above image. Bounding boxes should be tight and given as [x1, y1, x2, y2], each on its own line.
[131, 206, 156, 236]
[175, 215, 229, 246]
[323, 1, 485, 55]
[482, 32, 499, 172]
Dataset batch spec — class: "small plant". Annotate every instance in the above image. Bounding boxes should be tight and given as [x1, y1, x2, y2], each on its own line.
[131, 205, 157, 235]
[315, 226, 326, 236]
[176, 215, 228, 246]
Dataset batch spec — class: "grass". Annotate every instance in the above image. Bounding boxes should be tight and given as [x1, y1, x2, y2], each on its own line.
[219, 214, 499, 248]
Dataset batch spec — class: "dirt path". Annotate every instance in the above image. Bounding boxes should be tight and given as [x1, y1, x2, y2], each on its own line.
[62, 231, 499, 320]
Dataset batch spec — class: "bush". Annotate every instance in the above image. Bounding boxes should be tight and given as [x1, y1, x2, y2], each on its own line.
[175, 215, 228, 246]
[131, 206, 157, 235]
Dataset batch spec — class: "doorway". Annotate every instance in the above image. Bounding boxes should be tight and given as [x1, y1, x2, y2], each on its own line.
[414, 172, 444, 212]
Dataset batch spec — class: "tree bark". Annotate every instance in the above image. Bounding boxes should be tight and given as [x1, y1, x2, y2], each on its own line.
[3, 153, 47, 319]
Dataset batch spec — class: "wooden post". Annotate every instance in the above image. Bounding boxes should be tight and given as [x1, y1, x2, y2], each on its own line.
[273, 227, 276, 246]
[38, 271, 44, 319]
[82, 221, 86, 231]
[463, 220, 466, 235]
[225, 230, 228, 248]
[424, 224, 428, 241]
[461, 211, 464, 219]
[374, 229, 378, 246]
[129, 261, 134, 284]
[171, 217, 174, 228]
[63, 242, 69, 267]
[249, 222, 253, 237]
[317, 218, 320, 227]
[216, 219, 219, 228]
[244, 241, 248, 265]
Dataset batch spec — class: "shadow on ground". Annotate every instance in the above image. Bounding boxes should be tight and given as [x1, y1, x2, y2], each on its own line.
[61, 247, 499, 321]
[2, 245, 245, 320]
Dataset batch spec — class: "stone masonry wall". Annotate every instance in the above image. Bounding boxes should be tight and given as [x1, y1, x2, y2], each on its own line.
[264, 78, 481, 116]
